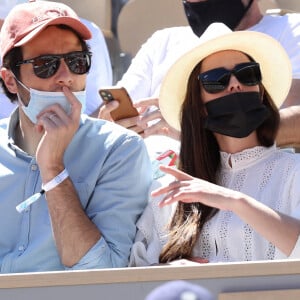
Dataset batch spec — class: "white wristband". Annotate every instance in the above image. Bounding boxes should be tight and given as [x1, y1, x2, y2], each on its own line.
[42, 168, 69, 192]
[16, 168, 69, 213]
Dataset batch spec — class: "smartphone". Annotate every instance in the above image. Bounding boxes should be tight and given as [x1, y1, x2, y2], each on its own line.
[99, 87, 139, 121]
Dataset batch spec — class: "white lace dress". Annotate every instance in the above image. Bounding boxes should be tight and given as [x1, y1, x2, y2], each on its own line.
[129, 145, 300, 266]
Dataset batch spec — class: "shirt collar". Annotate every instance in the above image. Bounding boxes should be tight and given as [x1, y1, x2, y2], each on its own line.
[7, 107, 20, 143]
[220, 145, 276, 169]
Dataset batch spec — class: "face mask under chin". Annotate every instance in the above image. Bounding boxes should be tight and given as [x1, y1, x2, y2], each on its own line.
[15, 80, 86, 124]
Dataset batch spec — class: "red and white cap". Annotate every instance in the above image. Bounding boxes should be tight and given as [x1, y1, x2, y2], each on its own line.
[0, 0, 92, 60]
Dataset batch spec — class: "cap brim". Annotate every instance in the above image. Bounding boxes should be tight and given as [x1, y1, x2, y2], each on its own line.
[159, 25, 292, 131]
[14, 16, 92, 47]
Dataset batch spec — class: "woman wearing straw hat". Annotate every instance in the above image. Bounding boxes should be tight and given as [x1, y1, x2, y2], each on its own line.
[130, 23, 300, 266]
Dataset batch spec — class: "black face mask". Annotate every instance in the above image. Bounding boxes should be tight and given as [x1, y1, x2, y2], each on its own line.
[204, 92, 269, 138]
[183, 0, 253, 37]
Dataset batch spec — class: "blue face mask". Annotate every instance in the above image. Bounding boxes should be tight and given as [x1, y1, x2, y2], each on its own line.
[16, 82, 86, 124]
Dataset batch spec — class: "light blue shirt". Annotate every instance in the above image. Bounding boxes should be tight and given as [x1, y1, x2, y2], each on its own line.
[0, 110, 152, 273]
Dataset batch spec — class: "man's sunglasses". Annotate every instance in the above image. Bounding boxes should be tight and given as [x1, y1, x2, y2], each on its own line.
[198, 62, 262, 94]
[16, 51, 92, 79]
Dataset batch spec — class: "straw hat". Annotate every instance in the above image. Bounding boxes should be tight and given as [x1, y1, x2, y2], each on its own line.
[159, 23, 292, 131]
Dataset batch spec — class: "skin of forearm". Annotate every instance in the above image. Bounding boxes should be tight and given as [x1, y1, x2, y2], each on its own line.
[45, 178, 101, 267]
[277, 106, 300, 148]
[232, 193, 300, 256]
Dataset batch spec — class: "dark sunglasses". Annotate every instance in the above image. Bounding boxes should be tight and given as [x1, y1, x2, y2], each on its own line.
[198, 62, 262, 94]
[16, 51, 92, 79]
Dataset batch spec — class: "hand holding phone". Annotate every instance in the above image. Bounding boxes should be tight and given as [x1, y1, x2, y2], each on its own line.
[99, 87, 139, 121]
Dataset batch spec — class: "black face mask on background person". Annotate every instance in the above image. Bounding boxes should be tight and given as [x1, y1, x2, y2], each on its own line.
[183, 0, 254, 37]
[204, 91, 269, 138]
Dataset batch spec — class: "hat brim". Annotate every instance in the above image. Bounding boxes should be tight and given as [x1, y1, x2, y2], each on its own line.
[14, 16, 92, 48]
[159, 26, 292, 131]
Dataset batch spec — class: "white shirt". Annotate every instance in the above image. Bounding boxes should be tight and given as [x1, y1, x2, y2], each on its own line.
[250, 13, 300, 78]
[118, 26, 199, 101]
[119, 13, 300, 102]
[118, 26, 199, 157]
[130, 146, 300, 266]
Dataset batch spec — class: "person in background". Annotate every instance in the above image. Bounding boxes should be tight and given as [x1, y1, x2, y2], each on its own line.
[0, 0, 151, 273]
[145, 280, 214, 300]
[129, 23, 300, 266]
[111, 0, 129, 37]
[97, 0, 300, 149]
[0, 0, 113, 118]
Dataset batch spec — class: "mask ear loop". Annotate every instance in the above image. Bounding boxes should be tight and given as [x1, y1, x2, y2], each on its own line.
[244, 0, 254, 11]
[11, 73, 30, 107]
[259, 84, 265, 102]
[241, 0, 254, 21]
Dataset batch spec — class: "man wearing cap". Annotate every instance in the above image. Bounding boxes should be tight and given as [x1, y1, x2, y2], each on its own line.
[0, 0, 152, 273]
[0, 0, 113, 119]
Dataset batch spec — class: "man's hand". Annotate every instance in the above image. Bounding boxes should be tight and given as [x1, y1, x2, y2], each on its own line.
[35, 86, 101, 267]
[35, 86, 81, 182]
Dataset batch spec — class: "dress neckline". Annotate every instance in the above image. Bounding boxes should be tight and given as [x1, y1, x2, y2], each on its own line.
[220, 145, 276, 170]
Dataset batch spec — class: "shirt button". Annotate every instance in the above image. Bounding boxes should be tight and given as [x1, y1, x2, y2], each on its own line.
[31, 164, 38, 171]
[18, 246, 24, 251]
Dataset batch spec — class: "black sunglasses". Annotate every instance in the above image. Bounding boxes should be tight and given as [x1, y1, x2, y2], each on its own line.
[198, 62, 262, 94]
[16, 51, 92, 79]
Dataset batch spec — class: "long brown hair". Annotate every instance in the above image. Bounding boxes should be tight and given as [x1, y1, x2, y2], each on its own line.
[159, 59, 280, 263]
